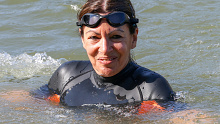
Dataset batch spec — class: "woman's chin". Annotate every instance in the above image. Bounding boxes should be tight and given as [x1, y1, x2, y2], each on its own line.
[95, 68, 117, 77]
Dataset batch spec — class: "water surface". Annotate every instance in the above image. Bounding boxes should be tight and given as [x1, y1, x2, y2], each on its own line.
[0, 0, 219, 123]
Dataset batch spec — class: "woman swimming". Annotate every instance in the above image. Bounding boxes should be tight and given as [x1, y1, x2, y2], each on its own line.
[44, 0, 175, 106]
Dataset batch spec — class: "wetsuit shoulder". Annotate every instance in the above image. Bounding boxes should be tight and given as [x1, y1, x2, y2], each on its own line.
[133, 66, 175, 101]
[48, 60, 92, 95]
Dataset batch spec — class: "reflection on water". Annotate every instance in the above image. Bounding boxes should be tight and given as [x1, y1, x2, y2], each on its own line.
[0, 0, 219, 123]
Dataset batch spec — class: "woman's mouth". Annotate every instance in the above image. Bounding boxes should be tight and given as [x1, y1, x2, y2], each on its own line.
[98, 57, 117, 64]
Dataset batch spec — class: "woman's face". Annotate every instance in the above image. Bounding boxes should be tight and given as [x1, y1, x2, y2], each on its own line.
[81, 17, 138, 77]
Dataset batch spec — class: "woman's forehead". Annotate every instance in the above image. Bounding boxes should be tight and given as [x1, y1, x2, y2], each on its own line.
[83, 23, 128, 35]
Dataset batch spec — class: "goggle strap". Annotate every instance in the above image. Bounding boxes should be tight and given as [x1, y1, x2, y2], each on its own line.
[130, 18, 139, 24]
[76, 22, 82, 26]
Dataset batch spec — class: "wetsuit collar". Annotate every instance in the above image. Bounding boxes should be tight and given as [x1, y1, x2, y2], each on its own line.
[93, 61, 138, 86]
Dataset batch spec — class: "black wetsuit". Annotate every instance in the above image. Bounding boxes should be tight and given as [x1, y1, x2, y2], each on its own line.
[47, 60, 175, 106]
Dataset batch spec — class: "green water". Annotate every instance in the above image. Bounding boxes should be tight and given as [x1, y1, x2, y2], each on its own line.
[0, 0, 219, 123]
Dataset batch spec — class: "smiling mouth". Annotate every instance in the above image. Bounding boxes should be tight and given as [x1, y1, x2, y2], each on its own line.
[99, 58, 115, 61]
[98, 57, 117, 63]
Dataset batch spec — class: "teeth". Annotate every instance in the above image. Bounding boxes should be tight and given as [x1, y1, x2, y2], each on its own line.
[101, 58, 114, 61]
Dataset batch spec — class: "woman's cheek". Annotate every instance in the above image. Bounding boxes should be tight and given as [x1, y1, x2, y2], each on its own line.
[87, 44, 99, 57]
[116, 42, 127, 53]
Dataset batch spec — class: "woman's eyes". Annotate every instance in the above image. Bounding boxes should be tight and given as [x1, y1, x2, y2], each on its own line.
[111, 35, 122, 39]
[89, 36, 100, 40]
[88, 35, 123, 40]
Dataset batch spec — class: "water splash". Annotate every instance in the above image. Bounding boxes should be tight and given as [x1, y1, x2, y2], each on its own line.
[70, 5, 80, 11]
[0, 52, 67, 79]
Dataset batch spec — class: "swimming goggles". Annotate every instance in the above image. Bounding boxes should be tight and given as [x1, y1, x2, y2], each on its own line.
[76, 11, 139, 28]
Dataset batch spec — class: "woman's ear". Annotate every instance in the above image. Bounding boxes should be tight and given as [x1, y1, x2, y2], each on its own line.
[131, 28, 138, 49]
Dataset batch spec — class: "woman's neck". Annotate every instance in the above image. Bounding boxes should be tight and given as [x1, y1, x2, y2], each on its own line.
[93, 61, 138, 86]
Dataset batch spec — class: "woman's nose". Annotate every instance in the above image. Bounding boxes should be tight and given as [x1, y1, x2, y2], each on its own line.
[99, 36, 113, 54]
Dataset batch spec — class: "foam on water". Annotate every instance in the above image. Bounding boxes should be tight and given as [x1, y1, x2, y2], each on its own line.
[0, 52, 67, 79]
[70, 4, 80, 11]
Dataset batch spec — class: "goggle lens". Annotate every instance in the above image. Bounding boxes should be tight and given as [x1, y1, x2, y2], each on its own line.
[107, 12, 126, 26]
[83, 14, 100, 26]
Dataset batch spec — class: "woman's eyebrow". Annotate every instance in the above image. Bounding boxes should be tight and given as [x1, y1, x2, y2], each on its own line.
[86, 28, 125, 35]
[86, 30, 100, 35]
[109, 28, 125, 34]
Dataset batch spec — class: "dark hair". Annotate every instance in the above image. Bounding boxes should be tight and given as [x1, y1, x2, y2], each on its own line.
[77, 0, 138, 35]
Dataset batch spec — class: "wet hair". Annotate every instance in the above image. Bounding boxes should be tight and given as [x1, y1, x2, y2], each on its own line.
[77, 0, 138, 35]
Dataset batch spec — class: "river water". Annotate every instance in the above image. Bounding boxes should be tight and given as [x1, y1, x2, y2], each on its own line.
[0, 0, 219, 123]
